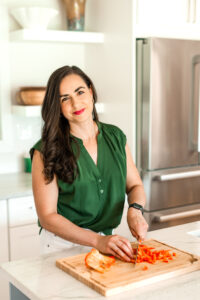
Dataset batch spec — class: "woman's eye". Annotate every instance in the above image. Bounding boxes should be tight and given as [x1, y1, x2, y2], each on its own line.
[61, 97, 69, 102]
[78, 90, 84, 95]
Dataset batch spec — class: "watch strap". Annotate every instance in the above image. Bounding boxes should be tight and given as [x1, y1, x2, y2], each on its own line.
[128, 203, 144, 214]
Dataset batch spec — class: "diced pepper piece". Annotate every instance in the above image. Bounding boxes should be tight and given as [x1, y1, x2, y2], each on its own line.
[131, 244, 176, 265]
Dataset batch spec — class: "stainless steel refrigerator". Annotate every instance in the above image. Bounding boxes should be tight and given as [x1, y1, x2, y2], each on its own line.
[136, 37, 200, 230]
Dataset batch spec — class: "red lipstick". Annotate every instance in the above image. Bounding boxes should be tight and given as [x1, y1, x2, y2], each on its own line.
[74, 108, 85, 115]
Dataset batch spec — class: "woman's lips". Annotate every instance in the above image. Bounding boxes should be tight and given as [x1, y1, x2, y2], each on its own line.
[73, 108, 85, 115]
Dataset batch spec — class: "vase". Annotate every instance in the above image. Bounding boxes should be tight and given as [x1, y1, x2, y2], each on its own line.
[63, 0, 86, 31]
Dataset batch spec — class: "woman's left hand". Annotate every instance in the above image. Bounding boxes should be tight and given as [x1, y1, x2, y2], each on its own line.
[127, 208, 148, 241]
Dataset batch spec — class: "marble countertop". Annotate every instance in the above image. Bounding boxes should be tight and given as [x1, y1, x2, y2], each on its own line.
[0, 172, 32, 200]
[1, 221, 200, 300]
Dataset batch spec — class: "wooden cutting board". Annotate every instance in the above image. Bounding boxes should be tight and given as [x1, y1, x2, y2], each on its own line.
[56, 239, 200, 296]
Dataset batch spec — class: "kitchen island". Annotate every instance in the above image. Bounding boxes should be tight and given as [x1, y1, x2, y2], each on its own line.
[1, 221, 200, 300]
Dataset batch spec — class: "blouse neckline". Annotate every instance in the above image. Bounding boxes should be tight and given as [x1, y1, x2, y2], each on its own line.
[70, 121, 102, 144]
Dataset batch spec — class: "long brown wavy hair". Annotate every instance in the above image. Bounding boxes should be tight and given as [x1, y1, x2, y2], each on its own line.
[40, 65, 99, 184]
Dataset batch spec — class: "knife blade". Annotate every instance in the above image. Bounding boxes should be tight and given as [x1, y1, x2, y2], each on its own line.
[134, 240, 140, 267]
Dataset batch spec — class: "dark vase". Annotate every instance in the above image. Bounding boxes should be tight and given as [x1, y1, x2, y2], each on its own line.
[63, 0, 86, 31]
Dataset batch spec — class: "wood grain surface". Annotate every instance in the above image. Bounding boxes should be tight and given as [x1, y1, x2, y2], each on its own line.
[56, 239, 200, 297]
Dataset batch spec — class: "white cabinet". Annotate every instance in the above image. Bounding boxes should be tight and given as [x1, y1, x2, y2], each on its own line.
[0, 196, 40, 299]
[0, 200, 9, 300]
[8, 196, 37, 227]
[137, 0, 190, 25]
[135, 0, 200, 40]
[0, 200, 9, 262]
[8, 196, 40, 261]
[9, 223, 40, 260]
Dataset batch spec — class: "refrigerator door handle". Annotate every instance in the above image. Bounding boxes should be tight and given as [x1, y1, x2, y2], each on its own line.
[192, 56, 200, 152]
[136, 39, 143, 172]
[198, 74, 200, 152]
[153, 209, 200, 223]
[154, 170, 200, 181]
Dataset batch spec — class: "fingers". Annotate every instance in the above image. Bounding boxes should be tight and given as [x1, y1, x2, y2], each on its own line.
[97, 234, 135, 262]
[131, 226, 147, 241]
[120, 239, 134, 258]
[138, 220, 149, 240]
[128, 213, 149, 241]
[111, 243, 131, 262]
[110, 236, 134, 262]
[109, 249, 122, 261]
[130, 228, 139, 240]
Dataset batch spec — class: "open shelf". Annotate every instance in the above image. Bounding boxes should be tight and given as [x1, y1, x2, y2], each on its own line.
[12, 105, 41, 117]
[9, 29, 105, 44]
[12, 103, 105, 117]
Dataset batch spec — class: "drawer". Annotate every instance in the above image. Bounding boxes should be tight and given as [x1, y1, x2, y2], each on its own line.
[8, 196, 37, 227]
[9, 223, 40, 260]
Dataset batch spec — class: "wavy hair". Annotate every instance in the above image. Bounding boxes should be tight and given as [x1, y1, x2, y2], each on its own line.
[39, 65, 99, 184]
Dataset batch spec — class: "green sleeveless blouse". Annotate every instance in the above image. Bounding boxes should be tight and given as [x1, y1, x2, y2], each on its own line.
[30, 122, 127, 235]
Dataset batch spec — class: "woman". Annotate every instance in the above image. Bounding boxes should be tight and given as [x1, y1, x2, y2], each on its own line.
[30, 65, 148, 262]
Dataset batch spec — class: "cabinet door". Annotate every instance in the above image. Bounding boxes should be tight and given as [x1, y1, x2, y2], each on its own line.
[137, 0, 189, 25]
[0, 200, 9, 261]
[0, 200, 9, 300]
[8, 196, 37, 227]
[9, 223, 40, 261]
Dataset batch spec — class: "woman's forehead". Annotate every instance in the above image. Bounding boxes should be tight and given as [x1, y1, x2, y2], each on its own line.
[60, 74, 86, 93]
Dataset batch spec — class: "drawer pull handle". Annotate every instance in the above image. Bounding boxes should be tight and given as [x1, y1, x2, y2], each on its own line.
[153, 209, 200, 223]
[154, 170, 200, 181]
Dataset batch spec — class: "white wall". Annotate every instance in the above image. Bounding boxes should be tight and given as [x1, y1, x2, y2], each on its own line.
[0, 0, 85, 173]
[85, 0, 135, 155]
[0, 0, 135, 173]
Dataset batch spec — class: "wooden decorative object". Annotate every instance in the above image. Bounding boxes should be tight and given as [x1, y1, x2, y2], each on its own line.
[17, 87, 46, 106]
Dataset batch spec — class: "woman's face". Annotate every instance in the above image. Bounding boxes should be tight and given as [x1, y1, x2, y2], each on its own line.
[59, 74, 94, 124]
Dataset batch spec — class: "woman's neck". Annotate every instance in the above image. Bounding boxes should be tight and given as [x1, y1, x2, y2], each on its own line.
[69, 119, 98, 141]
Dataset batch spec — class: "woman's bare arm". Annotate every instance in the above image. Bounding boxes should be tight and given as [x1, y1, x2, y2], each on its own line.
[125, 143, 149, 240]
[32, 149, 134, 261]
[32, 150, 100, 247]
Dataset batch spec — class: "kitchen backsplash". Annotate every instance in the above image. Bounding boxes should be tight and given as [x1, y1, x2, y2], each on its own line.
[0, 116, 42, 173]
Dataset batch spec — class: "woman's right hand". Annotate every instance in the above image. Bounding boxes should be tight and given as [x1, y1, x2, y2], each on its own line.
[96, 234, 134, 262]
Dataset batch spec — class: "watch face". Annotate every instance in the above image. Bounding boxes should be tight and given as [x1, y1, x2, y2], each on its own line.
[133, 203, 142, 209]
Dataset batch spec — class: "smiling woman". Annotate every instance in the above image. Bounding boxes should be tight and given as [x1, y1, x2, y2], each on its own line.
[59, 74, 94, 125]
[30, 65, 148, 262]
[35, 66, 99, 184]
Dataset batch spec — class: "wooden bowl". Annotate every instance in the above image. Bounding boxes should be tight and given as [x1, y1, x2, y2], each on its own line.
[17, 87, 46, 105]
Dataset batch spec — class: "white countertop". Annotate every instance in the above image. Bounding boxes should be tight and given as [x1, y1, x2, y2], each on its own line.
[0, 172, 32, 200]
[1, 221, 200, 300]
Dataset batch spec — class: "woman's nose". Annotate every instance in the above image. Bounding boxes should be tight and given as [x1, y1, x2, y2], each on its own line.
[71, 96, 78, 105]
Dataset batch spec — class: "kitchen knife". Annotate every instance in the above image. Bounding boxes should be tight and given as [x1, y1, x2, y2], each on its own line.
[134, 240, 139, 267]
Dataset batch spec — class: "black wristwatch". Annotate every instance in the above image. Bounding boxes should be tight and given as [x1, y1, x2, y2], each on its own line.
[128, 203, 144, 215]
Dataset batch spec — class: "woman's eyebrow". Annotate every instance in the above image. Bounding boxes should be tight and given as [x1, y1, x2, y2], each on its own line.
[59, 86, 85, 98]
